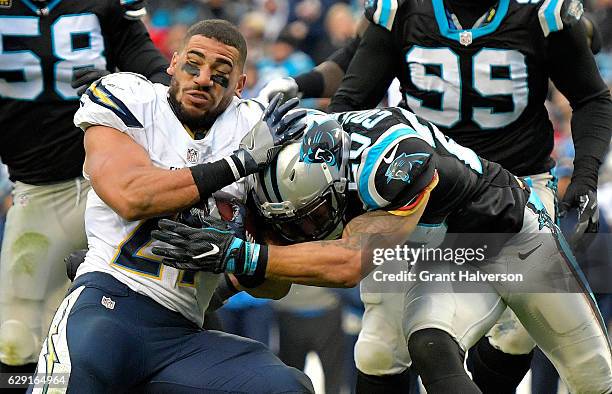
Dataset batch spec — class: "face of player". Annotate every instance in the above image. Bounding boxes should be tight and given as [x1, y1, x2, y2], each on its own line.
[167, 35, 246, 131]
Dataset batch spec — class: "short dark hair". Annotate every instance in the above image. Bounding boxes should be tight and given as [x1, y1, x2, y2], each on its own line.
[182, 19, 247, 69]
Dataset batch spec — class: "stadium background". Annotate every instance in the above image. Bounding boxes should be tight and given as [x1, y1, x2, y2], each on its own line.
[1, 0, 612, 392]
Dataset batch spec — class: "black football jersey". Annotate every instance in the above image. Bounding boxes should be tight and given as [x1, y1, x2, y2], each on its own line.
[0, 0, 168, 183]
[362, 0, 583, 176]
[335, 107, 527, 233]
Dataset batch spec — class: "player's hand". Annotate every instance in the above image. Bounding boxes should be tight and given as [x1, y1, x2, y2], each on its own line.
[151, 218, 260, 275]
[257, 77, 300, 105]
[232, 93, 307, 176]
[120, 0, 147, 20]
[559, 184, 599, 250]
[72, 68, 110, 96]
[65, 249, 88, 282]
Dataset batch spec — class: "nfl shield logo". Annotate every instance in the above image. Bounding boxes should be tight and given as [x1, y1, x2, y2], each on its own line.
[186, 148, 199, 164]
[459, 31, 472, 46]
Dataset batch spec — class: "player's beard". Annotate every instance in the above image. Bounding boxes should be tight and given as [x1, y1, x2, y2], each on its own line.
[167, 79, 230, 135]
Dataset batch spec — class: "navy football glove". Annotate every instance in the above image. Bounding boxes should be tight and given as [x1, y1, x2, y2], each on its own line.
[151, 218, 264, 275]
[559, 183, 599, 250]
[231, 93, 307, 177]
[72, 68, 110, 96]
[65, 249, 88, 281]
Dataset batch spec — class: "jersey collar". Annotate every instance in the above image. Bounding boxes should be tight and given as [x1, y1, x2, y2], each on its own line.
[432, 0, 509, 43]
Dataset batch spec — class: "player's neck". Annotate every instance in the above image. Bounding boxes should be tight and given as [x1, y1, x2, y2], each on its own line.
[444, 0, 497, 29]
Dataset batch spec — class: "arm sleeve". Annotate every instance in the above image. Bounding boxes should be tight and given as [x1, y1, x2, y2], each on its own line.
[293, 35, 362, 98]
[547, 21, 612, 189]
[329, 23, 398, 112]
[103, 3, 170, 84]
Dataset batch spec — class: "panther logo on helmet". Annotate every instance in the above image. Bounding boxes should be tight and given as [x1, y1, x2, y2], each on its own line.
[299, 117, 346, 170]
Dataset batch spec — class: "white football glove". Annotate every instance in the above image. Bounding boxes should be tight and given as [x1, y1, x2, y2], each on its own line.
[257, 77, 300, 105]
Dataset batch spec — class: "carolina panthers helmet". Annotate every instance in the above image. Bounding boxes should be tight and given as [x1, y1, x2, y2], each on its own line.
[252, 110, 350, 242]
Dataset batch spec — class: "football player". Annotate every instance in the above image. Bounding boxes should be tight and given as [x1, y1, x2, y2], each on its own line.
[28, 20, 313, 393]
[0, 0, 169, 387]
[152, 108, 612, 393]
[325, 0, 612, 391]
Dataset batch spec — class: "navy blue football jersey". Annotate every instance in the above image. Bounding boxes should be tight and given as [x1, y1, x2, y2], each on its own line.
[0, 0, 168, 183]
[335, 107, 528, 233]
[361, 0, 583, 176]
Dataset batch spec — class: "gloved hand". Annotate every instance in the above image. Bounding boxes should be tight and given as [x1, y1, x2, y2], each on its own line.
[65, 249, 88, 281]
[257, 77, 300, 105]
[559, 183, 599, 250]
[71, 67, 110, 96]
[120, 0, 147, 20]
[151, 217, 263, 275]
[231, 93, 306, 177]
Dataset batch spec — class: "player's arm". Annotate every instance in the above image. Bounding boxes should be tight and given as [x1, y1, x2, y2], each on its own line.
[328, 22, 398, 112]
[263, 205, 428, 287]
[84, 125, 200, 220]
[546, 19, 612, 230]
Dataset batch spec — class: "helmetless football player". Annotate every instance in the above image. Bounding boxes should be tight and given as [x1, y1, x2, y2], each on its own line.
[0, 0, 169, 388]
[27, 20, 314, 393]
[152, 108, 612, 394]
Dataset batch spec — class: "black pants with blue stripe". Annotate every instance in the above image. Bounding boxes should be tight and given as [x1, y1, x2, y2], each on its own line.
[33, 272, 314, 394]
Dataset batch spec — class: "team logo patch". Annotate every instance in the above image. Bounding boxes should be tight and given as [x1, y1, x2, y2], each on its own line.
[0, 0, 11, 8]
[385, 152, 430, 183]
[459, 31, 472, 46]
[186, 148, 199, 164]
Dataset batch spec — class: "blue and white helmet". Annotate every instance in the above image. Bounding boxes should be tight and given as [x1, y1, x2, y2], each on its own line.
[252, 110, 351, 242]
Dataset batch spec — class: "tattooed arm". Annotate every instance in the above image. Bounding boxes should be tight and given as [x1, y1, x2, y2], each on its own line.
[265, 193, 430, 287]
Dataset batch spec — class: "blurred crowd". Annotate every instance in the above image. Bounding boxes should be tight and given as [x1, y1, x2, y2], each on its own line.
[1, 0, 612, 392]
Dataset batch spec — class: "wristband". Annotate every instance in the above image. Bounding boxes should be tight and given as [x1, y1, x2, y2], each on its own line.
[235, 244, 268, 288]
[189, 159, 238, 200]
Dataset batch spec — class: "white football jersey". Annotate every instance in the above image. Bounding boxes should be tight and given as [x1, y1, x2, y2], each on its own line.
[73, 72, 263, 326]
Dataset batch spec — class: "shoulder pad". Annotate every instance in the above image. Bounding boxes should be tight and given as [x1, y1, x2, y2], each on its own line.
[356, 132, 435, 211]
[538, 0, 584, 36]
[75, 72, 155, 131]
[364, 0, 403, 31]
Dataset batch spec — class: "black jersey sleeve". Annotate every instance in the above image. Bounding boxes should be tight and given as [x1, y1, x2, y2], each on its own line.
[103, 1, 170, 85]
[357, 134, 437, 212]
[328, 23, 398, 112]
[547, 21, 612, 189]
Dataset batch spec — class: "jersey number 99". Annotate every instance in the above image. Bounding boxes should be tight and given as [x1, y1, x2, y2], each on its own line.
[405, 47, 528, 129]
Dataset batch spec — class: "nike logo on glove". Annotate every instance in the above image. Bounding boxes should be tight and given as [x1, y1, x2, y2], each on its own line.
[193, 244, 220, 259]
[518, 243, 542, 260]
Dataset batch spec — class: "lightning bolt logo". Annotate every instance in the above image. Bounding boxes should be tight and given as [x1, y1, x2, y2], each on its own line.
[42, 299, 70, 394]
